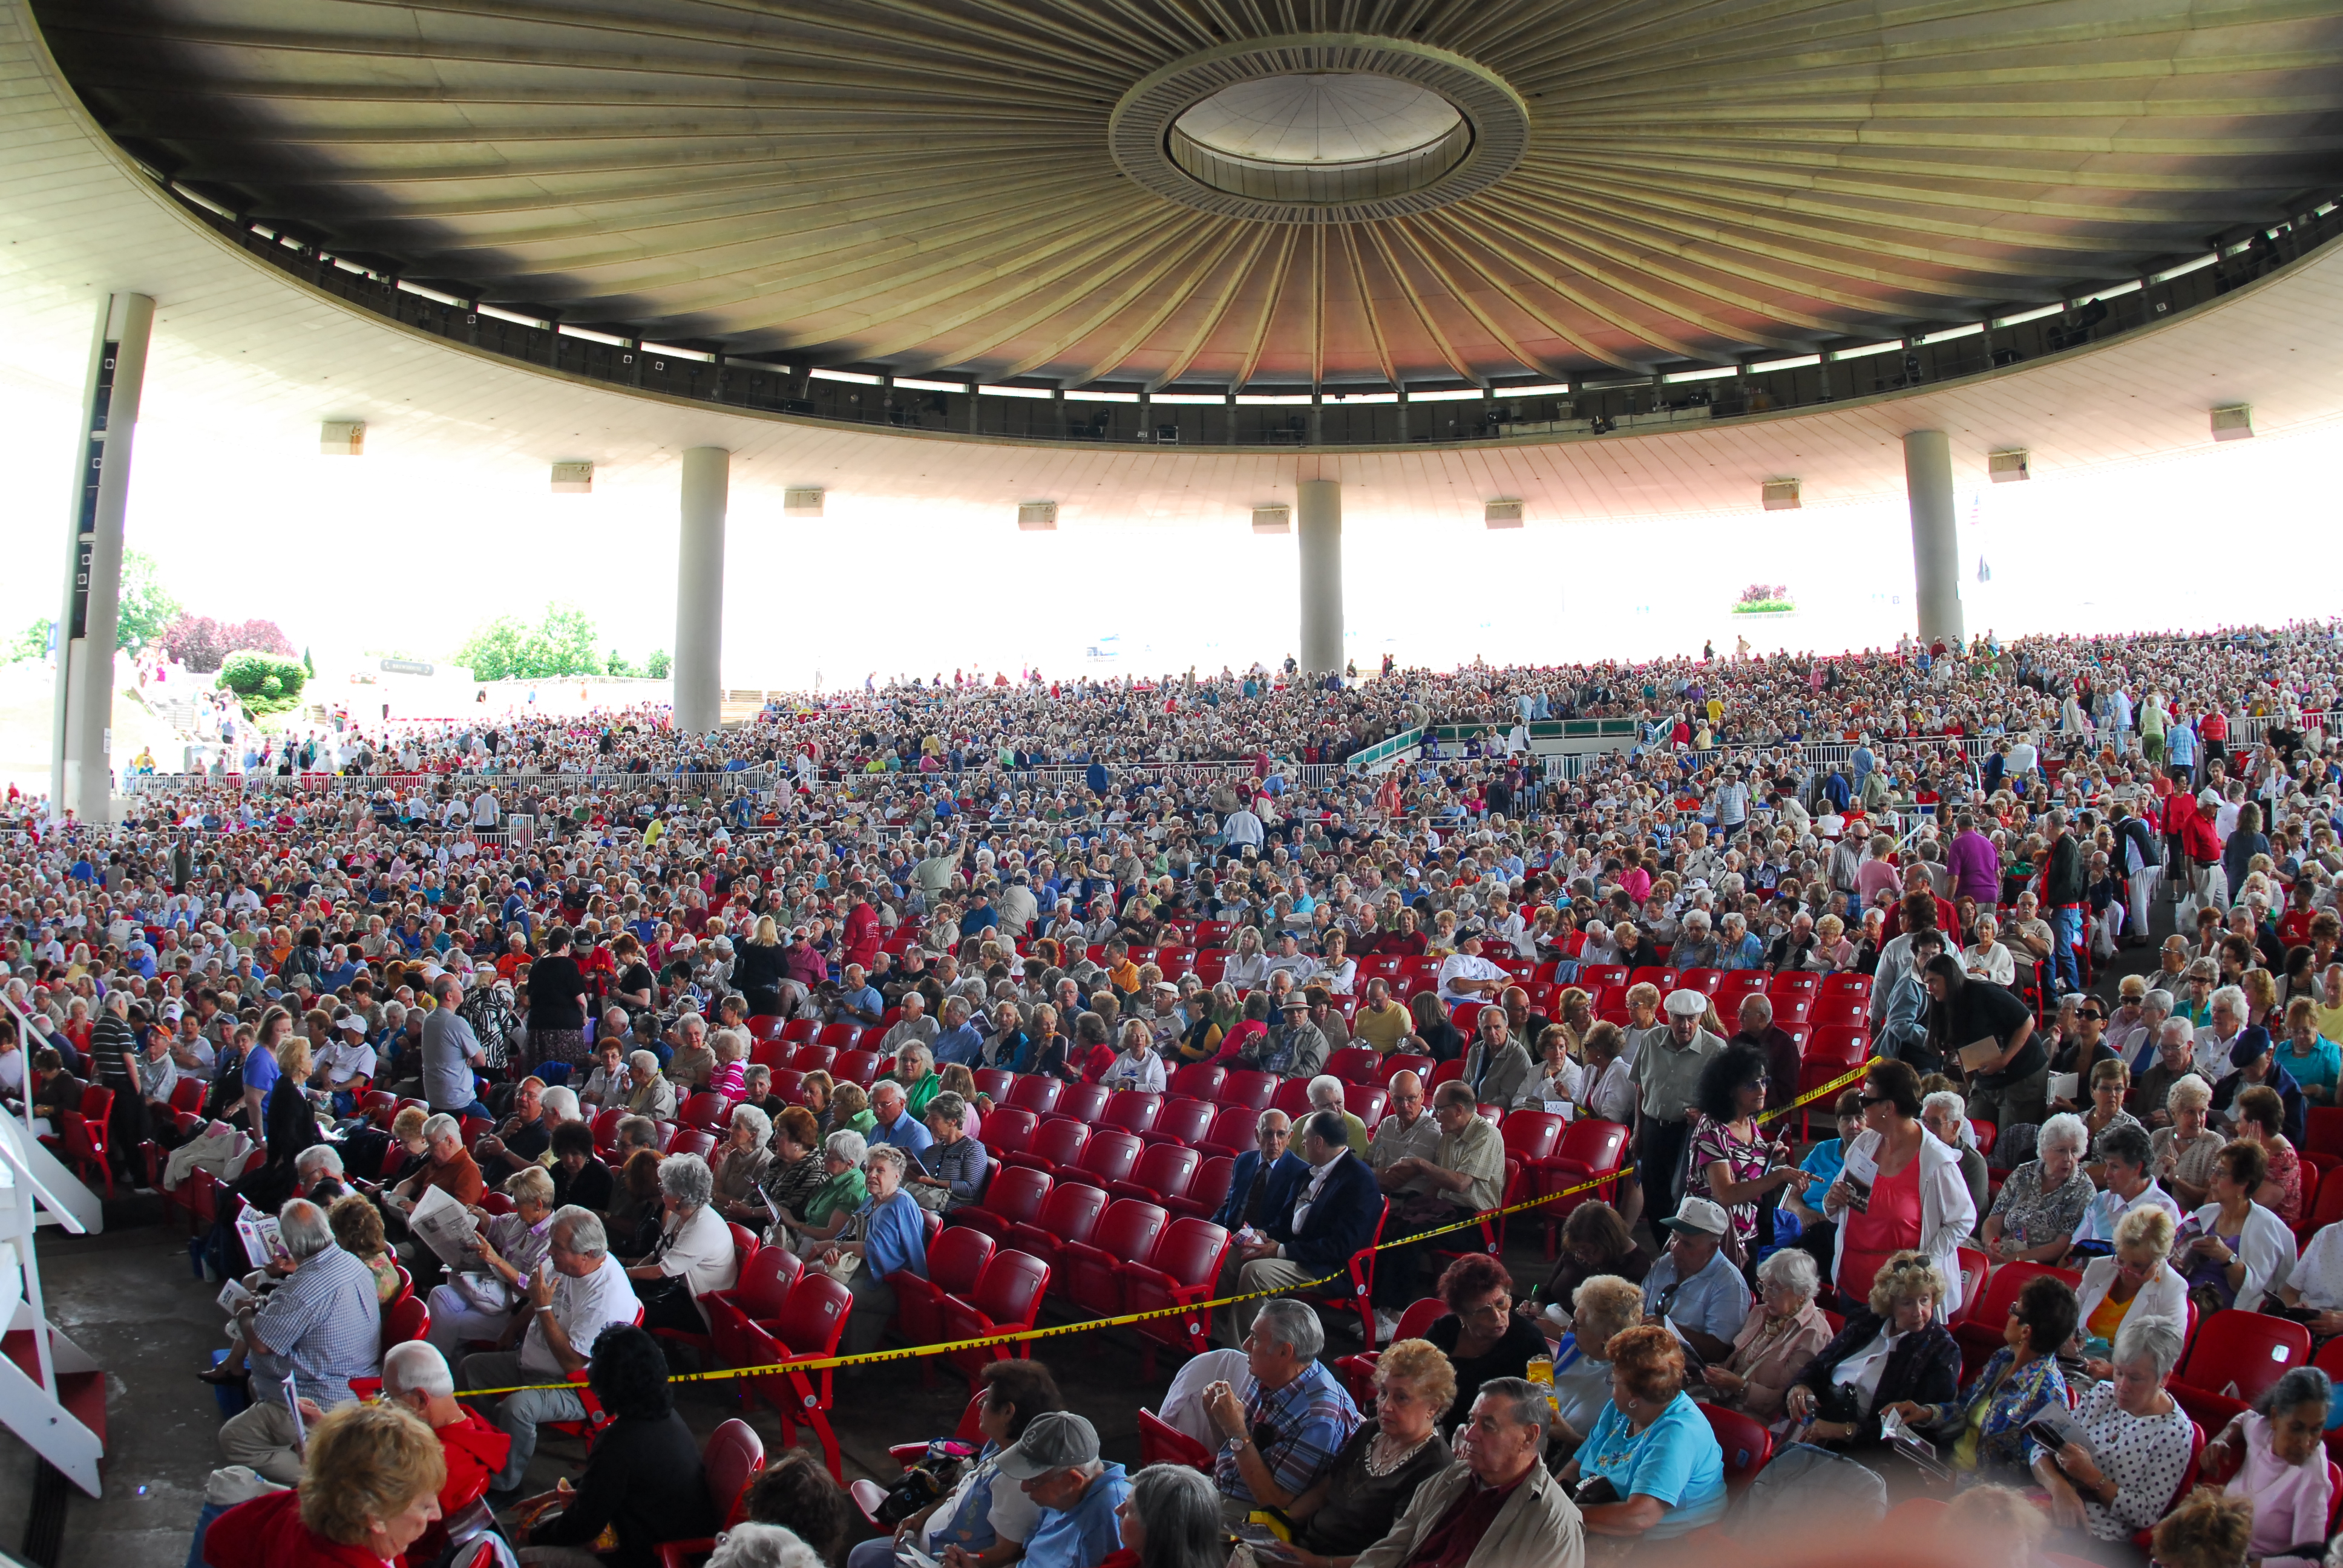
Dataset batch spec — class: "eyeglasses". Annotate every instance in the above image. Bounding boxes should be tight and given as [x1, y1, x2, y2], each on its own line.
[1858, 1093, 1892, 1106]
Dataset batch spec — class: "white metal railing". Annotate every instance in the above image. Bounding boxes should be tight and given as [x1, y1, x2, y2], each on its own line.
[0, 1114, 102, 1497]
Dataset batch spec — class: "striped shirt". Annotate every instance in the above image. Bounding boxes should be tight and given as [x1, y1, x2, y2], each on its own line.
[1216, 1359, 1360, 1506]
[249, 1244, 382, 1407]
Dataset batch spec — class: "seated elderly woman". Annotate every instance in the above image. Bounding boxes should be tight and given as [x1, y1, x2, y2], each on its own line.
[776, 1129, 869, 1253]
[422, 1165, 558, 1364]
[1272, 1339, 1453, 1568]
[2029, 1318, 2194, 1545]
[712, 1103, 775, 1211]
[844, 1360, 1061, 1568]
[1981, 1111, 2097, 1264]
[1892, 1270, 2077, 1485]
[621, 1152, 740, 1334]
[1550, 1275, 1646, 1449]
[893, 1042, 942, 1117]
[2199, 1365, 2338, 1568]
[2074, 1206, 2186, 1374]
[1784, 1250, 1964, 1447]
[816, 1142, 929, 1354]
[1557, 1324, 1728, 1541]
[202, 1402, 447, 1568]
[908, 1091, 989, 1213]
[623, 1050, 677, 1122]
[2152, 1072, 2224, 1208]
[1529, 1201, 1652, 1329]
[1420, 1255, 1550, 1432]
[1700, 1248, 1834, 1424]
[2180, 1138, 2298, 1312]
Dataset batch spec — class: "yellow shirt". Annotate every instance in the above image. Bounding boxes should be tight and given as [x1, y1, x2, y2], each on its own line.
[1353, 1001, 1411, 1054]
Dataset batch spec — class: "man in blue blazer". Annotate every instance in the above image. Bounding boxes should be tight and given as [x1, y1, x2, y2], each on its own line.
[1212, 1109, 1305, 1233]
[1228, 1110, 1384, 1338]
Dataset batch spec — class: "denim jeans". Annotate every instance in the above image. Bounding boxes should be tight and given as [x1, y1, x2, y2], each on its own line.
[2050, 906, 2084, 991]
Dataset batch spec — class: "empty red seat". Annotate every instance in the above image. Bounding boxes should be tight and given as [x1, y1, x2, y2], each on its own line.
[940, 1251, 1050, 1376]
[1142, 1097, 1217, 1149]
[1216, 1071, 1276, 1112]
[833, 1049, 881, 1086]
[951, 1165, 1052, 1241]
[1059, 1128, 1144, 1190]
[892, 1226, 994, 1349]
[980, 1106, 1040, 1159]
[1327, 1048, 1381, 1086]
[1100, 1092, 1161, 1138]
[1120, 1218, 1232, 1379]
[1109, 1142, 1202, 1209]
[790, 1044, 836, 1074]
[1006, 1077, 1063, 1117]
[1052, 1083, 1112, 1125]
[974, 1068, 1017, 1103]
[1004, 1117, 1090, 1176]
[1061, 1199, 1169, 1312]
[1165, 1155, 1235, 1223]
[2172, 1309, 2312, 1429]
[1001, 1184, 1109, 1275]
[1167, 1064, 1224, 1102]
[1197, 1105, 1263, 1159]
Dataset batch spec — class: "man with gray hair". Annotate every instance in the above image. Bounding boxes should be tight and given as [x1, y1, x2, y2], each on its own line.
[1202, 1297, 1360, 1526]
[462, 1204, 637, 1495]
[422, 972, 492, 1119]
[380, 1341, 511, 1549]
[217, 1197, 382, 1481]
[2194, 984, 2261, 1082]
[1358, 1379, 1582, 1566]
[1306, 1074, 1367, 1155]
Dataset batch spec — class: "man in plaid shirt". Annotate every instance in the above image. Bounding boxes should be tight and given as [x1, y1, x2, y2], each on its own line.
[1205, 1298, 1361, 1523]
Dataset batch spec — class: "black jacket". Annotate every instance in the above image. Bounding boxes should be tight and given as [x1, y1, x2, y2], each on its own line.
[528, 1410, 717, 1568]
[1791, 1310, 1962, 1444]
[1264, 1151, 1383, 1276]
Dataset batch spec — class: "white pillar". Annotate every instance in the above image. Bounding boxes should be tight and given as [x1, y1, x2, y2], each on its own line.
[673, 446, 729, 735]
[53, 293, 153, 823]
[1297, 478, 1343, 675]
[1902, 428, 1964, 648]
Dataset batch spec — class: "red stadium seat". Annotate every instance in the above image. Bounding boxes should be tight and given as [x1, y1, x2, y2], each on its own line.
[1137, 1408, 1214, 1471]
[1679, 968, 1723, 995]
[1334, 1298, 1448, 1405]
[1121, 1218, 1232, 1379]
[1005, 1077, 1062, 1117]
[1142, 1097, 1217, 1150]
[1109, 1143, 1202, 1209]
[1804, 1026, 1870, 1065]
[1954, 1263, 2079, 1380]
[1165, 1155, 1235, 1223]
[790, 1044, 836, 1074]
[1004, 1117, 1090, 1177]
[1381, 1054, 1435, 1085]
[732, 1278, 853, 1480]
[1001, 1182, 1110, 1273]
[1051, 1083, 1111, 1126]
[1216, 1071, 1276, 1112]
[1769, 972, 1820, 998]
[1059, 1128, 1144, 1191]
[1702, 1403, 1774, 1494]
[950, 1165, 1052, 1241]
[893, 1226, 995, 1355]
[833, 1050, 881, 1086]
[681, 1091, 730, 1131]
[1167, 1064, 1225, 1102]
[1328, 1048, 1381, 1086]
[1061, 1198, 1169, 1312]
[973, 1068, 1017, 1103]
[1271, 1079, 1315, 1121]
[1100, 1091, 1161, 1137]
[2172, 1310, 2310, 1429]
[1198, 1105, 1264, 1160]
[940, 1250, 1051, 1376]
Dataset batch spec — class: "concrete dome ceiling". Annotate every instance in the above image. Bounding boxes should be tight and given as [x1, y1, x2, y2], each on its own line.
[33, 0, 2343, 390]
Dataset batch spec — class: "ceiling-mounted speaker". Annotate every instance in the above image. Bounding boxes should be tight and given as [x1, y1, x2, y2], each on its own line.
[550, 460, 594, 494]
[320, 420, 365, 456]
[1761, 478, 1801, 511]
[1018, 501, 1058, 531]
[2211, 404, 2253, 442]
[784, 487, 824, 515]
[1484, 498, 1524, 529]
[1988, 449, 2030, 483]
[1251, 504, 1291, 534]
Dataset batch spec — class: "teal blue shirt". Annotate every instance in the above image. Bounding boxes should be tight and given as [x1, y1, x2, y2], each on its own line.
[1573, 1391, 1728, 1538]
[2280, 1034, 2343, 1098]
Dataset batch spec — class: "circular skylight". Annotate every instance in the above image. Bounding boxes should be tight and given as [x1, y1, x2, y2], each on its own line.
[1173, 74, 1464, 166]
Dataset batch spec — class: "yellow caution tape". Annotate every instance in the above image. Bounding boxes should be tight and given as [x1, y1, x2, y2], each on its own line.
[455, 1060, 1873, 1397]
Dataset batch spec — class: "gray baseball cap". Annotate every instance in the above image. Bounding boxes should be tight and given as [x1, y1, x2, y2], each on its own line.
[994, 1411, 1101, 1479]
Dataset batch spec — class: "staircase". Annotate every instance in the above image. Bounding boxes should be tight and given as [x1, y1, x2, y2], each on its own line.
[0, 1110, 106, 1498]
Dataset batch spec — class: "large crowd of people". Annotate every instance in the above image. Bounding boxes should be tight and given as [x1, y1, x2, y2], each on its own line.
[11, 620, 2343, 1567]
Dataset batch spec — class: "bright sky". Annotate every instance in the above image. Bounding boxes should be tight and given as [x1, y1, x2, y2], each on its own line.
[2, 351, 2340, 693]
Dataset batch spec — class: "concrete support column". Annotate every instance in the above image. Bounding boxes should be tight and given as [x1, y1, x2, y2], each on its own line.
[53, 292, 154, 823]
[1297, 478, 1343, 675]
[1902, 428, 1964, 648]
[673, 445, 729, 734]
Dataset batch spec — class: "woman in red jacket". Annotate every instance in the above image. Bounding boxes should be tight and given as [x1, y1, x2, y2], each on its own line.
[204, 1402, 444, 1568]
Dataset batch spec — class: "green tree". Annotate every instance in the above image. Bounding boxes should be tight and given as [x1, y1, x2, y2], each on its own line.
[116, 550, 180, 654]
[605, 648, 635, 678]
[453, 613, 529, 682]
[646, 648, 672, 679]
[303, 646, 316, 677]
[453, 603, 605, 681]
[8, 618, 50, 664]
[218, 648, 307, 715]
